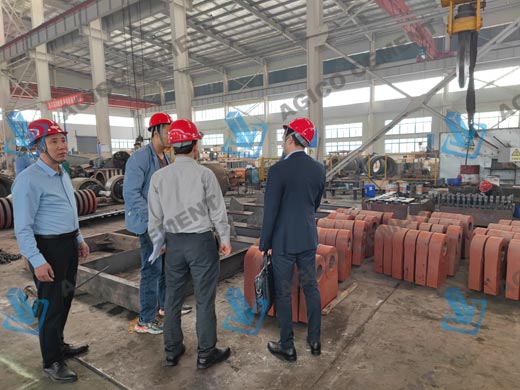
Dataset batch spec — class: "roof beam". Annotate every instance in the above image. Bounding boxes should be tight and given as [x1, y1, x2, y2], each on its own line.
[234, 0, 305, 49]
[0, 0, 142, 62]
[186, 19, 265, 65]
[123, 26, 225, 75]
[57, 51, 137, 79]
[103, 45, 170, 77]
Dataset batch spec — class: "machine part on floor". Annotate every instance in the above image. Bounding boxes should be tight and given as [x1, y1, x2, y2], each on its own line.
[366, 192, 417, 204]
[71, 177, 104, 196]
[0, 248, 22, 264]
[74, 189, 98, 216]
[363, 198, 435, 220]
[111, 151, 130, 172]
[432, 192, 514, 210]
[439, 206, 513, 226]
[0, 197, 14, 230]
[201, 162, 230, 196]
[0, 174, 13, 197]
[105, 175, 124, 203]
[93, 169, 124, 186]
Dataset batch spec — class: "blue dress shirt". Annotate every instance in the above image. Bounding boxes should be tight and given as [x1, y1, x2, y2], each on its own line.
[12, 159, 84, 268]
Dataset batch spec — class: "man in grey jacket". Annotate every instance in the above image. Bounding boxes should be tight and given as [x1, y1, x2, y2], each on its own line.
[123, 113, 191, 335]
[148, 119, 232, 369]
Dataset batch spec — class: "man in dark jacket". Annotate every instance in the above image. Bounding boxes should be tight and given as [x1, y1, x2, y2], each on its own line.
[259, 118, 326, 362]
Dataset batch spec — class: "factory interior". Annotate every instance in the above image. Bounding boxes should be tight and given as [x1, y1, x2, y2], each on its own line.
[1, 0, 520, 389]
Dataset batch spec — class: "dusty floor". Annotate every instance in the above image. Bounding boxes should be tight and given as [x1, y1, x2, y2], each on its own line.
[1, 213, 520, 390]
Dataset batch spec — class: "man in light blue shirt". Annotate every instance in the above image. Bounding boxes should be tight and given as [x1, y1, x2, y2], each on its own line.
[12, 119, 90, 383]
[123, 112, 191, 335]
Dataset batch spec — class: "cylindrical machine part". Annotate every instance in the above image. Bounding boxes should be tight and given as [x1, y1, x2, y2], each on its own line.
[105, 175, 124, 203]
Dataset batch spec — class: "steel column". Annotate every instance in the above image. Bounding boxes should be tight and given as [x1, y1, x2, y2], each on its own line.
[170, 0, 193, 120]
[31, 0, 51, 118]
[307, 0, 326, 160]
[87, 19, 112, 158]
[0, 1, 10, 171]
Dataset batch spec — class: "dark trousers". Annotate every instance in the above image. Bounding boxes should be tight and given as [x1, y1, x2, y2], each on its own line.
[163, 231, 220, 356]
[31, 236, 79, 368]
[272, 249, 321, 349]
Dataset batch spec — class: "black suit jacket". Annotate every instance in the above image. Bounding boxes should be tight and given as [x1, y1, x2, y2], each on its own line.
[259, 151, 326, 254]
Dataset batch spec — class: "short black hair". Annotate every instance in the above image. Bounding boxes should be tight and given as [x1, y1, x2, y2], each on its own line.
[151, 123, 168, 137]
[173, 140, 197, 155]
[284, 128, 305, 148]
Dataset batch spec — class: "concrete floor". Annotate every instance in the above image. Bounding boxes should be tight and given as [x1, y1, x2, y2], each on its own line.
[1, 214, 520, 390]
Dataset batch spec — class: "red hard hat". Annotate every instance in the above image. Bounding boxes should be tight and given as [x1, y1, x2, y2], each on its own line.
[168, 119, 203, 145]
[480, 180, 493, 193]
[28, 119, 67, 143]
[148, 112, 173, 131]
[283, 118, 315, 146]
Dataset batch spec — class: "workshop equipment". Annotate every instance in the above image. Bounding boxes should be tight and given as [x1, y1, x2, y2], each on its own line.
[441, 0, 486, 164]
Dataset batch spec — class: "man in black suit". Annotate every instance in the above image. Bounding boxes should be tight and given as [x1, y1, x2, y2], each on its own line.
[259, 118, 326, 362]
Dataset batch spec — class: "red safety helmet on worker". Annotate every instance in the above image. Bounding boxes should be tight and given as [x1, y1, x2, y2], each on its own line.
[479, 180, 493, 194]
[168, 119, 204, 147]
[148, 112, 173, 148]
[28, 119, 69, 165]
[28, 119, 68, 144]
[283, 118, 315, 147]
[148, 112, 173, 131]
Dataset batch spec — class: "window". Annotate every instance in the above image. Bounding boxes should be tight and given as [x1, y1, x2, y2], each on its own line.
[276, 129, 284, 142]
[324, 87, 370, 107]
[326, 141, 362, 154]
[63, 113, 96, 125]
[229, 102, 264, 116]
[325, 123, 362, 139]
[277, 145, 283, 157]
[202, 133, 224, 146]
[268, 98, 294, 114]
[384, 138, 427, 154]
[385, 117, 432, 135]
[109, 116, 134, 127]
[21, 110, 41, 121]
[375, 77, 443, 101]
[462, 111, 520, 129]
[111, 139, 135, 151]
[449, 66, 520, 92]
[194, 107, 225, 122]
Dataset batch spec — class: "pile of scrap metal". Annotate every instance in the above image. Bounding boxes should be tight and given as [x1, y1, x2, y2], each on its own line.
[0, 248, 21, 264]
[365, 192, 417, 205]
[431, 192, 514, 210]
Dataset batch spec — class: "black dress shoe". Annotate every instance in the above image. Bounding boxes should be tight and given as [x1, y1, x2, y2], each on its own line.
[267, 341, 297, 362]
[43, 361, 78, 383]
[197, 347, 231, 369]
[307, 339, 321, 356]
[63, 342, 89, 359]
[165, 344, 186, 367]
